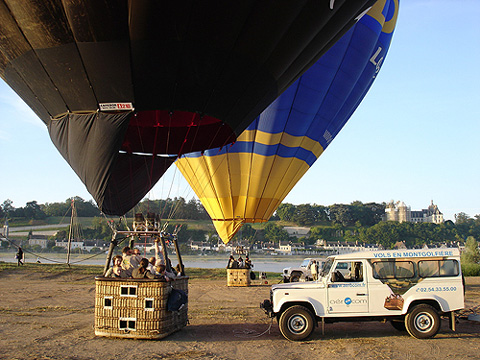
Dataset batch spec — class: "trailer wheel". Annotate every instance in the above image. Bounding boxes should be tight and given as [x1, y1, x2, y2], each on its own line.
[279, 305, 315, 341]
[405, 304, 440, 339]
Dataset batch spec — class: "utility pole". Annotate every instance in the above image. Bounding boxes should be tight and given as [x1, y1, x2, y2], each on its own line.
[66, 199, 76, 266]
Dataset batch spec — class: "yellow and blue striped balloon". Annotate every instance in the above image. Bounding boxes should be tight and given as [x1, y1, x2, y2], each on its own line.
[177, 0, 399, 243]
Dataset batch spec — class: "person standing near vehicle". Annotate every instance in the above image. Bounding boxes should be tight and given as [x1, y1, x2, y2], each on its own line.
[310, 260, 318, 281]
[15, 247, 24, 266]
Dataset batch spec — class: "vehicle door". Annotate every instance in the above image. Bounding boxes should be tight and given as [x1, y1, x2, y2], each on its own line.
[327, 260, 369, 313]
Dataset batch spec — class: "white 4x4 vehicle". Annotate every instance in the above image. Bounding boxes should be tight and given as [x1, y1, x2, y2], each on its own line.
[262, 249, 464, 341]
[282, 258, 325, 282]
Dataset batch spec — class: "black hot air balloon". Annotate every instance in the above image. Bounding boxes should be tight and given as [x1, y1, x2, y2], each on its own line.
[0, 0, 375, 215]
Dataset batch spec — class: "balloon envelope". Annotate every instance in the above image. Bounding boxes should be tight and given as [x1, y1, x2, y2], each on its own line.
[0, 0, 375, 215]
[176, 0, 399, 243]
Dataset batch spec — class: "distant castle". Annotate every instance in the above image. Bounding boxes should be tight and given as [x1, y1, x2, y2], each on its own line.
[385, 200, 444, 224]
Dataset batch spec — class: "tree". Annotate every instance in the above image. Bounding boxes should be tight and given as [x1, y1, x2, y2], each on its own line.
[72, 197, 101, 217]
[455, 212, 472, 225]
[462, 236, 480, 264]
[293, 204, 317, 226]
[312, 204, 329, 223]
[24, 201, 47, 220]
[43, 201, 70, 217]
[358, 222, 404, 249]
[231, 223, 258, 243]
[1, 199, 14, 214]
[329, 204, 354, 226]
[309, 226, 333, 241]
[264, 223, 290, 243]
[276, 203, 296, 222]
[351, 201, 385, 226]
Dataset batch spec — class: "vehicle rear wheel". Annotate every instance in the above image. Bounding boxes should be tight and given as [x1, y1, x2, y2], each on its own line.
[279, 305, 315, 341]
[405, 304, 440, 339]
[390, 319, 406, 332]
[290, 273, 301, 282]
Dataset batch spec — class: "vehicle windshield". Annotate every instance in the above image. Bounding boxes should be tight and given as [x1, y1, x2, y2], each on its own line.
[300, 259, 311, 268]
[320, 258, 334, 277]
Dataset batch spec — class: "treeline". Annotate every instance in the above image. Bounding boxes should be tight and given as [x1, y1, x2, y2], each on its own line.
[0, 198, 101, 220]
[274, 201, 386, 226]
[2, 197, 480, 250]
[124, 198, 210, 220]
[0, 197, 210, 221]
[260, 218, 480, 250]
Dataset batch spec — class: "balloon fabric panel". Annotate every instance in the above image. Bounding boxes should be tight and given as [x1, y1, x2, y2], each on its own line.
[48, 112, 176, 216]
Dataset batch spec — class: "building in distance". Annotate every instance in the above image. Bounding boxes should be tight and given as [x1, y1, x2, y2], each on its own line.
[385, 200, 444, 224]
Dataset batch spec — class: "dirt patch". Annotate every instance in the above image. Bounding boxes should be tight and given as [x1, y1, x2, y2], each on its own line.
[0, 270, 479, 360]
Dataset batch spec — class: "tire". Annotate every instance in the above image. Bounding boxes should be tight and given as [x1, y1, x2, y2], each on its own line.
[290, 273, 301, 282]
[279, 305, 315, 341]
[390, 320, 407, 332]
[405, 304, 440, 339]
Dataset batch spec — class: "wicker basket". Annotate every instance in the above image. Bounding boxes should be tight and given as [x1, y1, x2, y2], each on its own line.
[94, 276, 188, 339]
[226, 269, 251, 287]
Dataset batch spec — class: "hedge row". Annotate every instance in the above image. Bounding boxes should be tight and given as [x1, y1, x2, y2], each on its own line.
[462, 263, 480, 276]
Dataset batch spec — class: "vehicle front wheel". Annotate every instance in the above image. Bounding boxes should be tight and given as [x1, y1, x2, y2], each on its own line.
[279, 305, 315, 341]
[405, 304, 440, 339]
[290, 273, 301, 282]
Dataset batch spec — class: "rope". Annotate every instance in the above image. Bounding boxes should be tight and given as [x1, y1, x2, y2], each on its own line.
[58, 205, 72, 227]
[457, 305, 480, 319]
[66, 250, 108, 264]
[233, 318, 274, 338]
[0, 233, 129, 265]
[0, 235, 67, 264]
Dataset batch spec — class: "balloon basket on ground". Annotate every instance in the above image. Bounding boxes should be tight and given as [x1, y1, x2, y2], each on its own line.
[94, 277, 188, 339]
[96, 212, 188, 339]
[227, 269, 251, 287]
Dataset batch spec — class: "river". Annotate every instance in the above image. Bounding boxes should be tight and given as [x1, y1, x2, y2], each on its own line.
[0, 252, 326, 273]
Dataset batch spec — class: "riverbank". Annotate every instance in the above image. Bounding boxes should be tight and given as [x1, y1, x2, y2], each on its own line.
[0, 251, 317, 273]
[0, 266, 479, 360]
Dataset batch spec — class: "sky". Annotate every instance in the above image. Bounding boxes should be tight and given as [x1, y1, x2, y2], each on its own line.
[1, 0, 479, 222]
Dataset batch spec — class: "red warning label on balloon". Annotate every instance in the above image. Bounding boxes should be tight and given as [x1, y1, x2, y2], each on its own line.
[99, 103, 134, 111]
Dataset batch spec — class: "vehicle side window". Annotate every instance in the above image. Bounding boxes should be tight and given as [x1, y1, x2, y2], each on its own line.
[395, 261, 415, 278]
[372, 261, 415, 279]
[331, 262, 363, 282]
[372, 261, 395, 279]
[418, 259, 459, 277]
